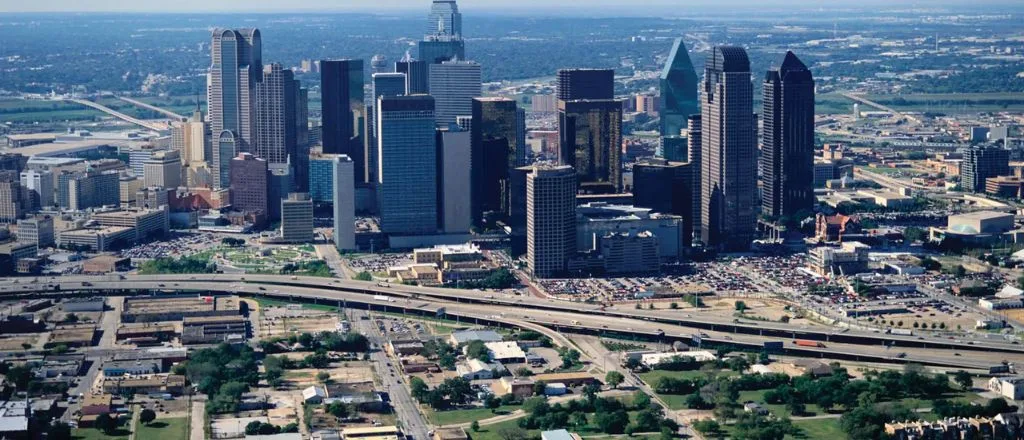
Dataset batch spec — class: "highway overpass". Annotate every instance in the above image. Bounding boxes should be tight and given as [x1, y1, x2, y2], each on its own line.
[1, 275, 1018, 370]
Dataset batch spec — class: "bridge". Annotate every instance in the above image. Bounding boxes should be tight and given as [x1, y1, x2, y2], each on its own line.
[3, 274, 1021, 371]
[65, 98, 170, 132]
[117, 97, 187, 122]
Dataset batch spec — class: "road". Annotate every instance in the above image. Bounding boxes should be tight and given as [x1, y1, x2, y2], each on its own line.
[64, 98, 170, 131]
[352, 310, 431, 440]
[3, 276, 1023, 370]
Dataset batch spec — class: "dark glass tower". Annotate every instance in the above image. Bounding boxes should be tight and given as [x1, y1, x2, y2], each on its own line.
[396, 59, 429, 94]
[557, 69, 614, 100]
[659, 38, 699, 138]
[471, 97, 520, 224]
[963, 146, 1010, 193]
[320, 59, 365, 182]
[633, 158, 693, 253]
[700, 46, 756, 251]
[761, 51, 815, 220]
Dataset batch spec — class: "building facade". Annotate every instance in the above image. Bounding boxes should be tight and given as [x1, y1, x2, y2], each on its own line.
[209, 28, 262, 189]
[963, 146, 1010, 193]
[659, 38, 700, 138]
[471, 97, 520, 223]
[143, 150, 182, 189]
[761, 51, 815, 220]
[526, 165, 577, 278]
[377, 95, 438, 235]
[333, 155, 355, 251]
[229, 153, 268, 217]
[320, 59, 365, 181]
[280, 193, 313, 243]
[428, 60, 481, 128]
[700, 46, 757, 250]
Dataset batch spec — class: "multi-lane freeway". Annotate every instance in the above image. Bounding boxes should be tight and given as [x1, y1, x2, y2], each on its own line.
[2, 274, 1022, 371]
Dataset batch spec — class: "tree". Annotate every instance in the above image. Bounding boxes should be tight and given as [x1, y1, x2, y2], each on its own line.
[470, 421, 480, 432]
[94, 413, 116, 434]
[354, 271, 373, 281]
[466, 340, 490, 361]
[139, 408, 156, 425]
[633, 391, 651, 409]
[48, 422, 72, 440]
[669, 302, 679, 309]
[317, 371, 331, 383]
[954, 370, 973, 391]
[496, 426, 528, 440]
[605, 371, 625, 389]
[735, 301, 747, 312]
[410, 377, 429, 401]
[533, 381, 547, 396]
[594, 409, 630, 434]
[559, 348, 581, 369]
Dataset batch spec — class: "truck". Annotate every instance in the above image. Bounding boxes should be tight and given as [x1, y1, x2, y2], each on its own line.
[888, 328, 914, 336]
[373, 295, 390, 302]
[793, 339, 826, 348]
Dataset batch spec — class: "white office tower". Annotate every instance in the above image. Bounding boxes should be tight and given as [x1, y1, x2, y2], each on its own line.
[20, 169, 53, 209]
[428, 60, 481, 127]
[526, 164, 577, 278]
[333, 155, 356, 251]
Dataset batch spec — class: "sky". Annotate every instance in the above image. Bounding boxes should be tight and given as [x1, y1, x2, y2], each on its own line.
[1, 0, 1021, 13]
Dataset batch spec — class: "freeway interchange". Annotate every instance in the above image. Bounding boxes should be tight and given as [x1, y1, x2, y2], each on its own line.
[2, 273, 1022, 371]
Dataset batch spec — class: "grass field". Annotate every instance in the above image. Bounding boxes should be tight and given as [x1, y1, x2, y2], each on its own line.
[639, 369, 740, 410]
[426, 405, 521, 425]
[465, 412, 660, 440]
[135, 418, 188, 440]
[72, 427, 131, 440]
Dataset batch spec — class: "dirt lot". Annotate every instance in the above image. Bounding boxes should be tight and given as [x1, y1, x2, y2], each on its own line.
[0, 334, 46, 351]
[258, 312, 340, 339]
[275, 359, 375, 390]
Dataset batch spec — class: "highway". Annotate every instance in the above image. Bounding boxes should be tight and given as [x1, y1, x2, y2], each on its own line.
[2, 275, 1022, 370]
[116, 97, 187, 122]
[64, 98, 170, 132]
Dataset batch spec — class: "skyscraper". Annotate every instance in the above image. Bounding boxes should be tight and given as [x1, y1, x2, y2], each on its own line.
[687, 114, 702, 237]
[471, 97, 520, 223]
[209, 28, 262, 189]
[526, 165, 577, 278]
[171, 107, 208, 165]
[255, 63, 298, 165]
[367, 72, 409, 184]
[428, 60, 481, 127]
[333, 155, 356, 251]
[557, 69, 614, 100]
[294, 83, 310, 192]
[427, 0, 462, 38]
[556, 69, 622, 193]
[700, 46, 757, 250]
[659, 38, 700, 138]
[761, 51, 815, 220]
[396, 59, 429, 94]
[418, 0, 465, 74]
[376, 95, 438, 235]
[320, 59, 365, 182]
[373, 73, 408, 99]
[308, 148, 339, 204]
[437, 127, 472, 233]
[963, 146, 1010, 193]
[229, 153, 268, 218]
[143, 150, 183, 189]
[0, 171, 26, 224]
[633, 158, 693, 252]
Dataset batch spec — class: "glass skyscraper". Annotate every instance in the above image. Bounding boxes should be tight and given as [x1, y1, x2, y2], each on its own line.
[471, 97, 520, 223]
[761, 51, 815, 220]
[376, 95, 438, 235]
[320, 59, 365, 182]
[428, 60, 481, 127]
[209, 28, 262, 189]
[659, 38, 700, 138]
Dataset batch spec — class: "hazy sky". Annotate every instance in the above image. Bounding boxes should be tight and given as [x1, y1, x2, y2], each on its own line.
[1, 0, 1021, 13]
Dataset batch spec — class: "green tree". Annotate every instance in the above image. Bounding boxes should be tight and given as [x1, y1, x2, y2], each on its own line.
[735, 301, 747, 312]
[465, 340, 490, 361]
[139, 408, 156, 425]
[410, 377, 429, 401]
[669, 302, 679, 309]
[605, 371, 625, 389]
[317, 371, 331, 383]
[954, 370, 973, 391]
[94, 413, 116, 434]
[48, 422, 72, 440]
[594, 409, 630, 434]
[470, 421, 480, 432]
[355, 271, 373, 281]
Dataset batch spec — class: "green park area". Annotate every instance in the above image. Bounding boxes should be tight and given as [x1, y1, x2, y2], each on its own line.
[426, 404, 522, 425]
[815, 92, 1024, 115]
[135, 418, 188, 440]
[140, 244, 331, 277]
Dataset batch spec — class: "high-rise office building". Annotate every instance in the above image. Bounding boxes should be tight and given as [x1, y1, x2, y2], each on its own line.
[320, 59, 366, 181]
[0, 171, 26, 224]
[428, 60, 481, 127]
[143, 150, 183, 189]
[963, 146, 1010, 193]
[471, 97, 520, 222]
[20, 169, 53, 210]
[280, 193, 314, 243]
[526, 165, 577, 278]
[59, 170, 120, 211]
[437, 127, 472, 233]
[373, 73, 408, 99]
[633, 158, 693, 252]
[557, 69, 614, 101]
[687, 114, 702, 237]
[376, 95, 438, 235]
[557, 103, 622, 193]
[17, 215, 54, 248]
[209, 28, 262, 189]
[366, 72, 410, 184]
[171, 107, 209, 165]
[418, 0, 465, 78]
[229, 153, 268, 216]
[255, 63, 298, 165]
[332, 155, 355, 251]
[427, 0, 462, 38]
[294, 83, 310, 192]
[700, 46, 757, 250]
[267, 161, 293, 222]
[660, 38, 700, 138]
[309, 149, 339, 203]
[396, 59, 429, 95]
[761, 51, 815, 220]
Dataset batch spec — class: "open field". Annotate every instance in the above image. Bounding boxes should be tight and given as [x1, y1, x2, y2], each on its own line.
[426, 405, 522, 426]
[817, 92, 1024, 114]
[135, 418, 188, 440]
[72, 427, 131, 440]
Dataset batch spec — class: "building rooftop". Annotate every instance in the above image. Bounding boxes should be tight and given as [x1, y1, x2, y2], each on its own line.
[484, 341, 526, 360]
[450, 329, 503, 344]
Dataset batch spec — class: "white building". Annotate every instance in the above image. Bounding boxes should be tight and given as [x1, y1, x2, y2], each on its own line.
[576, 203, 684, 260]
[484, 341, 526, 363]
[640, 351, 717, 368]
[988, 376, 1024, 400]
